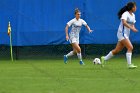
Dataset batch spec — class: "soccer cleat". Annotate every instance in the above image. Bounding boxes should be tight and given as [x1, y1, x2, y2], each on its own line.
[128, 64, 137, 69]
[64, 55, 68, 64]
[79, 61, 85, 65]
[101, 56, 105, 67]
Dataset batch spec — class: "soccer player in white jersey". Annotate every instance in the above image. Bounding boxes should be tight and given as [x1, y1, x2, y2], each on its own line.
[101, 2, 138, 69]
[64, 8, 92, 65]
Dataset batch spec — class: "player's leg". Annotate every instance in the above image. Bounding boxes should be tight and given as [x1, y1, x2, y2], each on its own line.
[112, 41, 125, 55]
[101, 41, 124, 64]
[72, 43, 85, 65]
[64, 37, 77, 64]
[64, 47, 76, 64]
[121, 39, 137, 68]
[66, 46, 76, 58]
[64, 38, 80, 64]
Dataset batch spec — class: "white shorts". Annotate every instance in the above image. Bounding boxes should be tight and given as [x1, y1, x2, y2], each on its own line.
[117, 32, 129, 41]
[69, 37, 79, 44]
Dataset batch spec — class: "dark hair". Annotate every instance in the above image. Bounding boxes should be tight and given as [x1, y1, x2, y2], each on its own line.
[75, 8, 81, 15]
[118, 2, 136, 19]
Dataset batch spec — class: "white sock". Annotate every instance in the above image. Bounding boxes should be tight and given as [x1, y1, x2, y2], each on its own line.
[104, 51, 114, 61]
[66, 51, 74, 58]
[77, 53, 82, 61]
[126, 53, 132, 65]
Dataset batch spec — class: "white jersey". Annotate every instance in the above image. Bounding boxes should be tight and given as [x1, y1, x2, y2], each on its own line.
[67, 18, 87, 43]
[117, 11, 136, 41]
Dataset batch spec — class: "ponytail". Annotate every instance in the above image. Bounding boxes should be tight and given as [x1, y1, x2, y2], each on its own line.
[118, 6, 128, 19]
[118, 2, 136, 19]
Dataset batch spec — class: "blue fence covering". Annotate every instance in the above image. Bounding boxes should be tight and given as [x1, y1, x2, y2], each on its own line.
[0, 0, 139, 46]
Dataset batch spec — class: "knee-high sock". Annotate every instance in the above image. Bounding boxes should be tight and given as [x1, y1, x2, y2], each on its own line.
[104, 51, 114, 61]
[126, 53, 132, 65]
[77, 53, 82, 61]
[66, 51, 74, 57]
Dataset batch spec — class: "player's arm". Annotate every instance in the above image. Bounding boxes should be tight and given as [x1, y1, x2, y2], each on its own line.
[65, 19, 74, 41]
[82, 19, 93, 33]
[122, 19, 138, 32]
[132, 25, 138, 32]
[85, 25, 93, 33]
[65, 24, 69, 41]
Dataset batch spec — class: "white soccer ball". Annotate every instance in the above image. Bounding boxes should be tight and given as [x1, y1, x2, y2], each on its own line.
[93, 58, 101, 65]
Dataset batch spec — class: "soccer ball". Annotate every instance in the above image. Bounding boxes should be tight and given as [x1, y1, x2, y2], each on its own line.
[93, 58, 101, 65]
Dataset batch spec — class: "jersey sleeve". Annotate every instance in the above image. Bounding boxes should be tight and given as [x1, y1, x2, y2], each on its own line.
[121, 12, 128, 21]
[67, 19, 74, 27]
[82, 19, 87, 26]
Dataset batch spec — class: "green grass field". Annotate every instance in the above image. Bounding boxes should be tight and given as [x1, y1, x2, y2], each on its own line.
[0, 56, 140, 93]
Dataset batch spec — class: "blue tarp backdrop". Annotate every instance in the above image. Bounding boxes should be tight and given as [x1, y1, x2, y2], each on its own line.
[0, 0, 139, 46]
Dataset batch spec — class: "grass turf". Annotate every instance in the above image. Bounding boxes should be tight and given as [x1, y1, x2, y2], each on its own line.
[0, 56, 140, 93]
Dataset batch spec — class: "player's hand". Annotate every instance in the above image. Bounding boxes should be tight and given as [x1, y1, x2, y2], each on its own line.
[89, 29, 93, 33]
[8, 32, 10, 36]
[131, 28, 138, 32]
[66, 35, 69, 41]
